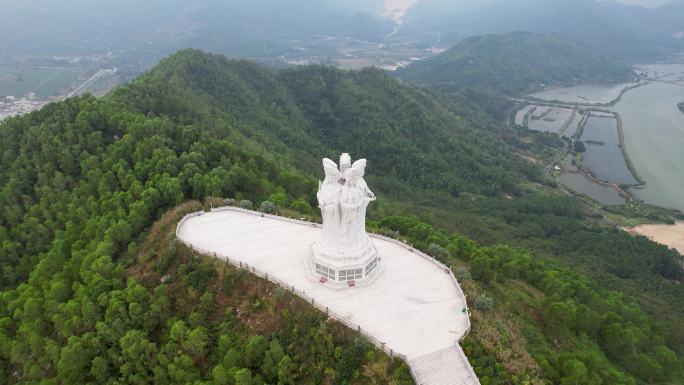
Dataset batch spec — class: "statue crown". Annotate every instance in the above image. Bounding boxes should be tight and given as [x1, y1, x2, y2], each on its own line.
[340, 153, 352, 168]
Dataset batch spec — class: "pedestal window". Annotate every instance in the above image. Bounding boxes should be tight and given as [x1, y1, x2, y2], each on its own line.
[315, 263, 336, 280]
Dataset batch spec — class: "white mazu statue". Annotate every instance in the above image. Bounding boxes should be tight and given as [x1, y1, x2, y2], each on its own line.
[318, 153, 376, 252]
[310, 153, 380, 285]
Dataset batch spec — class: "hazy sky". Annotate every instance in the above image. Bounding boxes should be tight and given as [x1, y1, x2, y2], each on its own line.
[381, 0, 676, 23]
[611, 0, 674, 6]
[381, 0, 420, 22]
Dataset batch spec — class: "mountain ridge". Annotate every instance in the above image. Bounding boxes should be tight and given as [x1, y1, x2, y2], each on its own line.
[395, 32, 634, 94]
[398, 0, 684, 59]
[113, 49, 526, 197]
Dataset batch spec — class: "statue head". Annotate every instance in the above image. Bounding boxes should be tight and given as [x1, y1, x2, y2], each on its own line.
[339, 153, 352, 171]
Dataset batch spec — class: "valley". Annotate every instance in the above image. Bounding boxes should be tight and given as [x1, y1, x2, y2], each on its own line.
[0, 54, 123, 121]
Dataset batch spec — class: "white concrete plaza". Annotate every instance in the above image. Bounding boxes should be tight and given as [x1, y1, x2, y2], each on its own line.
[176, 208, 470, 360]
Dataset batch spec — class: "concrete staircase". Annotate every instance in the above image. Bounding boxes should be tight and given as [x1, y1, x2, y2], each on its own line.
[409, 345, 480, 385]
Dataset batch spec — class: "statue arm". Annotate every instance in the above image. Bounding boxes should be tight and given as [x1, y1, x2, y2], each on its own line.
[349, 160, 375, 199]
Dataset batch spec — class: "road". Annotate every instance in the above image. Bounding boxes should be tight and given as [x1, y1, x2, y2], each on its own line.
[65, 68, 116, 98]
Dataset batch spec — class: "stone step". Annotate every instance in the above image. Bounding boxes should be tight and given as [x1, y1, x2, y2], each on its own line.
[409, 345, 480, 385]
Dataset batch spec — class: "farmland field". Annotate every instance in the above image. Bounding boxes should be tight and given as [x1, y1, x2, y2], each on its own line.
[0, 66, 82, 98]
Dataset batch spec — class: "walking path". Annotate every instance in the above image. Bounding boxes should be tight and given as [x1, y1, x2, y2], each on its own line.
[176, 207, 480, 385]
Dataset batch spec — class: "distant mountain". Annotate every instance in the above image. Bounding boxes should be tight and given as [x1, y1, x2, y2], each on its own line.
[0, 0, 393, 56]
[397, 0, 684, 60]
[395, 32, 634, 94]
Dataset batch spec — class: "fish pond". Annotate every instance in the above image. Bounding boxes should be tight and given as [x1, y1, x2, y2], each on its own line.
[579, 116, 638, 185]
[514, 104, 534, 125]
[528, 107, 574, 133]
[559, 173, 625, 205]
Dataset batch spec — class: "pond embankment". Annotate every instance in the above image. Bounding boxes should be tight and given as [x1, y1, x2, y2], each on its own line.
[527, 82, 647, 107]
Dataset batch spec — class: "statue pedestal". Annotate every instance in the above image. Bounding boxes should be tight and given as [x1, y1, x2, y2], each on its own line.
[308, 238, 381, 287]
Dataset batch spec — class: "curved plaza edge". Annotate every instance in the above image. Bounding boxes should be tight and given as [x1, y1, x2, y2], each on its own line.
[176, 206, 481, 385]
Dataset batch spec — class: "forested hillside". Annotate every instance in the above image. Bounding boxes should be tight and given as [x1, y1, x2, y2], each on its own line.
[0, 92, 411, 384]
[1, 49, 682, 384]
[114, 49, 528, 197]
[396, 32, 633, 94]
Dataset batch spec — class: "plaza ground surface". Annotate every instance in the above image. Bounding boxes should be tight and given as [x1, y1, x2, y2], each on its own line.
[176, 208, 470, 360]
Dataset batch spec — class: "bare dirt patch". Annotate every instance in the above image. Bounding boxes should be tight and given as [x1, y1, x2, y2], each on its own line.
[630, 221, 684, 255]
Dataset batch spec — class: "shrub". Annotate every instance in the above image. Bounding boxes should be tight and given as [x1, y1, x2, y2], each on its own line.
[427, 243, 451, 260]
[474, 294, 494, 311]
[259, 201, 276, 214]
[239, 200, 254, 210]
[455, 267, 471, 281]
[290, 198, 313, 215]
[268, 192, 287, 207]
[223, 198, 236, 206]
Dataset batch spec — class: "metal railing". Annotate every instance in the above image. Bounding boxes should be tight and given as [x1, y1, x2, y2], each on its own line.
[176, 206, 479, 384]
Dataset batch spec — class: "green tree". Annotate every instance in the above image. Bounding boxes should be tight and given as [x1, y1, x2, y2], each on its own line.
[277, 355, 297, 385]
[234, 368, 253, 385]
[118, 330, 158, 385]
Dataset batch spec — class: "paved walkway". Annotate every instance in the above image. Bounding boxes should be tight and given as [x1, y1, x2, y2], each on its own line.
[176, 208, 479, 384]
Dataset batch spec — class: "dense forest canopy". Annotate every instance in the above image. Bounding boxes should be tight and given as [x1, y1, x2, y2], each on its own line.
[112, 49, 528, 197]
[1, 49, 682, 384]
[396, 32, 634, 94]
[0, 92, 412, 385]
